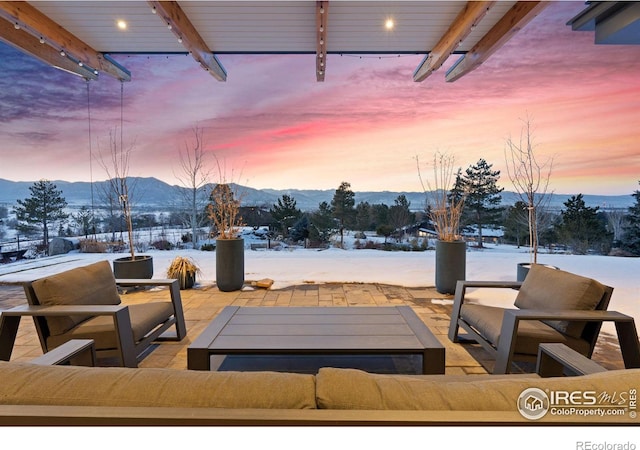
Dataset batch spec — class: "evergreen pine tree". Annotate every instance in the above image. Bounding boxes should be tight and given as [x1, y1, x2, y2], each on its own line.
[458, 159, 504, 247]
[354, 201, 373, 231]
[503, 201, 529, 247]
[14, 179, 68, 254]
[371, 204, 390, 231]
[331, 182, 356, 248]
[289, 214, 311, 247]
[269, 194, 302, 238]
[389, 194, 415, 234]
[621, 182, 640, 255]
[555, 193, 612, 254]
[310, 201, 335, 245]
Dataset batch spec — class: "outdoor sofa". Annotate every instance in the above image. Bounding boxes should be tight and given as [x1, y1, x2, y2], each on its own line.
[0, 340, 637, 426]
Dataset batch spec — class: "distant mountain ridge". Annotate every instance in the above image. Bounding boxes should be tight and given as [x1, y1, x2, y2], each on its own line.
[0, 177, 634, 211]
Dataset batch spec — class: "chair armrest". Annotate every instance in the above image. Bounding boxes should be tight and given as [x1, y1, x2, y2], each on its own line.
[455, 280, 523, 290]
[452, 280, 523, 310]
[1, 304, 129, 316]
[115, 278, 177, 287]
[505, 309, 634, 322]
[536, 343, 607, 377]
[29, 339, 96, 366]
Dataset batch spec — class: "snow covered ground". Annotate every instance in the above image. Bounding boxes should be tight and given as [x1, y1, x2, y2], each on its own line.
[1, 238, 637, 335]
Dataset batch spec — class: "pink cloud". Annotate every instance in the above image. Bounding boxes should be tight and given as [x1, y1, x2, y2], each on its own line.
[2, 1, 640, 196]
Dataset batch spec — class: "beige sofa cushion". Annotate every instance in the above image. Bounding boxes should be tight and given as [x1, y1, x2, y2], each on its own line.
[316, 367, 639, 411]
[31, 261, 121, 336]
[514, 264, 606, 338]
[0, 362, 317, 409]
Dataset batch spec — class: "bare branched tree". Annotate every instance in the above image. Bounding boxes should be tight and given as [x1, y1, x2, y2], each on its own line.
[417, 152, 465, 242]
[504, 116, 554, 263]
[174, 126, 211, 247]
[98, 128, 137, 258]
[606, 209, 626, 242]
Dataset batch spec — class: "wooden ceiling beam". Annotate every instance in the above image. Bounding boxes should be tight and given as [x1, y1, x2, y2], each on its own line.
[316, 1, 328, 82]
[0, 18, 97, 80]
[446, 2, 549, 82]
[567, 1, 622, 32]
[0, 1, 130, 81]
[413, 1, 495, 82]
[148, 1, 226, 82]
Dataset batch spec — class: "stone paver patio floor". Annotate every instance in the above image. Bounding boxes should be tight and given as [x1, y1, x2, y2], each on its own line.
[0, 281, 627, 373]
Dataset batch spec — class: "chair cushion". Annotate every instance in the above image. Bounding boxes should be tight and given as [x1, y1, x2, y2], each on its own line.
[0, 362, 317, 409]
[30, 261, 121, 336]
[513, 264, 606, 338]
[315, 367, 640, 411]
[47, 302, 175, 350]
[460, 304, 591, 356]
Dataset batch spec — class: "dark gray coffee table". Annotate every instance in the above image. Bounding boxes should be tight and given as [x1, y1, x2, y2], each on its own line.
[187, 306, 445, 374]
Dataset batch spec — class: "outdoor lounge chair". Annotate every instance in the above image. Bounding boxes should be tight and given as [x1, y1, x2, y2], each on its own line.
[2, 260, 186, 368]
[448, 264, 640, 374]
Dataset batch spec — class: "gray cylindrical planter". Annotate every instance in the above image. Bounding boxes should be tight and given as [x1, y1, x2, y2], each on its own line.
[112, 255, 154, 279]
[435, 240, 466, 295]
[517, 262, 559, 282]
[216, 238, 245, 292]
[517, 262, 531, 282]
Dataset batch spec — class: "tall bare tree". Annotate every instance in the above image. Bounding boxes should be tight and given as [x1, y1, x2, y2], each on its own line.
[99, 128, 137, 259]
[504, 117, 554, 263]
[174, 126, 211, 247]
[606, 209, 626, 243]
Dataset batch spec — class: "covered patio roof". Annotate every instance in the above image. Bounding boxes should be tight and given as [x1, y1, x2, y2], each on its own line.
[0, 1, 553, 83]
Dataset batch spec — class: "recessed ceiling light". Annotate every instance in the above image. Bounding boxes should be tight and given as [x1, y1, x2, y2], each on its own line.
[116, 20, 127, 30]
[385, 18, 395, 30]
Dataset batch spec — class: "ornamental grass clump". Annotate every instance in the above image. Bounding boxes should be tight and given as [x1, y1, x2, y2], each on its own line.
[166, 256, 201, 289]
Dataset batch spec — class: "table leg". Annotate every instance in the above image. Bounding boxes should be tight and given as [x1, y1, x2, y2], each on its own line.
[615, 320, 640, 369]
[0, 315, 21, 361]
[422, 347, 446, 374]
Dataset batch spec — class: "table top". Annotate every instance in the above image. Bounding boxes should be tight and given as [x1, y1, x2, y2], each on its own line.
[190, 306, 443, 353]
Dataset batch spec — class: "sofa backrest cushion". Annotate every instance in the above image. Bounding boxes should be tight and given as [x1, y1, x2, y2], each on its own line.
[315, 367, 639, 411]
[0, 362, 317, 409]
[513, 264, 606, 338]
[30, 261, 121, 336]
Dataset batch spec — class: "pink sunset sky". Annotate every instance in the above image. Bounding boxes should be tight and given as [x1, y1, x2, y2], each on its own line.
[1, 1, 639, 196]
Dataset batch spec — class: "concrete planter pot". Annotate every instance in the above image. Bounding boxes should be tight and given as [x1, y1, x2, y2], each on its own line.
[112, 255, 154, 279]
[180, 272, 196, 290]
[435, 240, 466, 295]
[216, 238, 244, 292]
